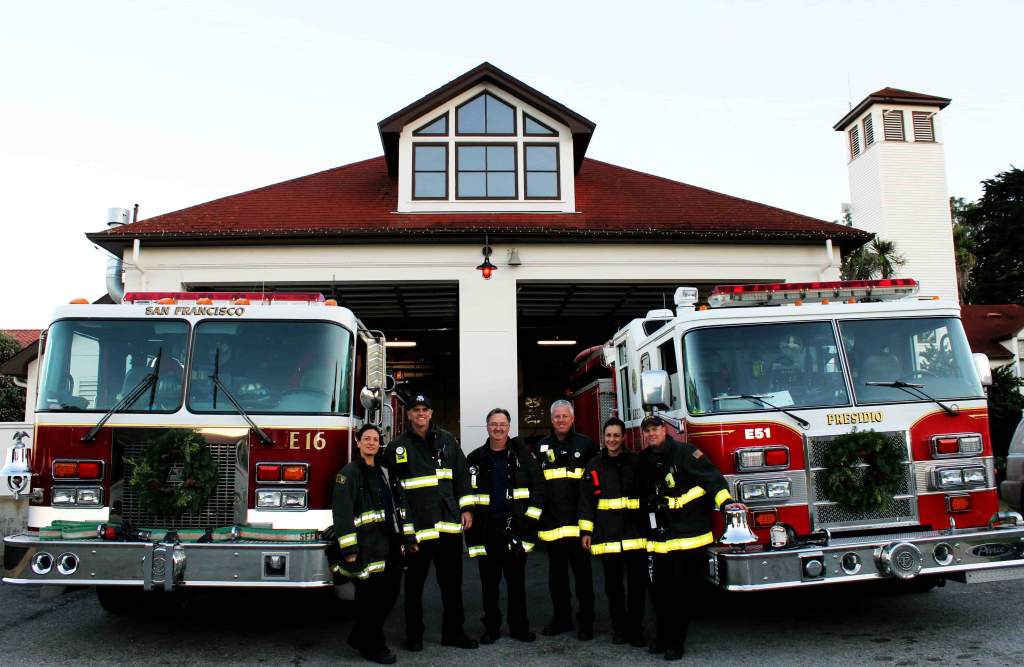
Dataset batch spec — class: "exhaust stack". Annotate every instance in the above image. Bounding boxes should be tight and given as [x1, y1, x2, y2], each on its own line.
[105, 207, 130, 302]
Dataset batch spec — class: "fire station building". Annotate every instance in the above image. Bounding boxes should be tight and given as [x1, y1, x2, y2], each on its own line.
[87, 63, 877, 448]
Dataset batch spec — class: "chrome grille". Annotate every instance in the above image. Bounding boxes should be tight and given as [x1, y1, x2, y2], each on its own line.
[119, 441, 238, 529]
[806, 430, 918, 530]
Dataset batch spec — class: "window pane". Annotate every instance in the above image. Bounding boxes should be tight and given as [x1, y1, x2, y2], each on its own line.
[415, 172, 446, 198]
[524, 114, 556, 135]
[457, 96, 486, 134]
[487, 145, 515, 171]
[488, 172, 515, 197]
[414, 145, 446, 171]
[414, 115, 447, 136]
[526, 145, 557, 171]
[457, 146, 486, 171]
[526, 172, 557, 198]
[485, 94, 515, 133]
[458, 172, 486, 197]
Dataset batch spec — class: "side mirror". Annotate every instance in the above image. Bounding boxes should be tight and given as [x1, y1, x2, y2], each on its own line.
[359, 386, 382, 412]
[972, 353, 992, 387]
[640, 370, 671, 409]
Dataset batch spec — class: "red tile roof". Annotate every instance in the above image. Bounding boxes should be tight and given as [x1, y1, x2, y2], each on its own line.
[88, 157, 869, 251]
[834, 87, 951, 131]
[961, 305, 1024, 359]
[2, 330, 41, 350]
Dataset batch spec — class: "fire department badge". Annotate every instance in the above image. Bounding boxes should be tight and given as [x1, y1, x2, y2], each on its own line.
[547, 450, 555, 463]
[395, 446, 408, 464]
[335, 473, 347, 485]
[693, 449, 704, 459]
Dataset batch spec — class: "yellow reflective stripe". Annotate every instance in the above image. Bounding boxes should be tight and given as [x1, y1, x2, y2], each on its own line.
[525, 506, 542, 520]
[596, 497, 641, 510]
[401, 475, 439, 490]
[622, 538, 648, 551]
[416, 529, 440, 542]
[436, 468, 453, 480]
[468, 545, 488, 558]
[459, 495, 476, 509]
[667, 486, 706, 509]
[578, 519, 594, 532]
[353, 510, 386, 526]
[567, 468, 584, 479]
[367, 560, 386, 574]
[403, 523, 415, 535]
[543, 467, 568, 480]
[646, 532, 714, 553]
[512, 487, 530, 499]
[715, 488, 733, 509]
[340, 559, 387, 580]
[337, 533, 357, 548]
[538, 525, 581, 541]
[436, 521, 463, 533]
[474, 494, 491, 505]
[591, 541, 622, 555]
[522, 541, 535, 553]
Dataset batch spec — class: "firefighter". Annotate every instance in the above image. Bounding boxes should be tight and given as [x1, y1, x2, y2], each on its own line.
[382, 395, 478, 652]
[533, 399, 599, 640]
[464, 408, 544, 644]
[331, 424, 401, 664]
[578, 417, 647, 648]
[639, 415, 747, 660]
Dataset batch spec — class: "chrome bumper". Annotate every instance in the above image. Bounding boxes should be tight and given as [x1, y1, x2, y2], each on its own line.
[3, 533, 332, 589]
[708, 517, 1024, 591]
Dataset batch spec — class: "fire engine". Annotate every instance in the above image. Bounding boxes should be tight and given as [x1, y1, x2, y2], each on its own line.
[2, 292, 392, 610]
[591, 278, 1024, 590]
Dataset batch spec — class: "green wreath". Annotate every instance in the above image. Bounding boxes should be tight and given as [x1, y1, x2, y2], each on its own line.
[129, 429, 218, 517]
[819, 430, 904, 513]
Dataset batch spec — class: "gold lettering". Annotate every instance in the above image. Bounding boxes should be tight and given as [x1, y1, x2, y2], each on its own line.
[313, 431, 326, 450]
[289, 432, 300, 450]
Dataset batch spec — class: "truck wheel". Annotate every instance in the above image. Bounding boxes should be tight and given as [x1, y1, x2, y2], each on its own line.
[95, 586, 141, 615]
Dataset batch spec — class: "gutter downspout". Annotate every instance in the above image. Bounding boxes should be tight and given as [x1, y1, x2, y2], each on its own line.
[105, 208, 130, 302]
[820, 238, 838, 279]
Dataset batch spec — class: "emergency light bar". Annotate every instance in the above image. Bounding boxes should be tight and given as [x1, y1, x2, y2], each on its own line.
[708, 279, 919, 308]
[122, 292, 326, 305]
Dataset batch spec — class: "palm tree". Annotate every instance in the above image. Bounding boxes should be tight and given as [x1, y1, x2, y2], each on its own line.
[869, 238, 905, 279]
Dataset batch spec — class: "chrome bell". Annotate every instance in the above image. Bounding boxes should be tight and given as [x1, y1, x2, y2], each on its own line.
[719, 505, 758, 548]
[0, 431, 34, 499]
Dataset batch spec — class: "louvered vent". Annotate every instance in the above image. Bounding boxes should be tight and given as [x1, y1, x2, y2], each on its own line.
[862, 114, 875, 146]
[912, 111, 935, 141]
[849, 126, 861, 157]
[883, 110, 905, 141]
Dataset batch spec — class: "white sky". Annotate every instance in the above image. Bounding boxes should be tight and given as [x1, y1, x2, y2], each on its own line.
[2, 0, 1022, 328]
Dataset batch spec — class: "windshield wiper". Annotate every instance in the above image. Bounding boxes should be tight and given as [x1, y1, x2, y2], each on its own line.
[82, 348, 163, 442]
[865, 380, 959, 416]
[208, 372, 275, 445]
[713, 393, 810, 429]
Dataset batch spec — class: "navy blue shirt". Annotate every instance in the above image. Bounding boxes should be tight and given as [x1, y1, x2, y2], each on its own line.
[489, 448, 509, 522]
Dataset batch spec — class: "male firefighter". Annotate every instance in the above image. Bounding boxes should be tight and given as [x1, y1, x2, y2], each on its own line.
[382, 395, 478, 651]
[578, 417, 647, 648]
[639, 415, 746, 660]
[533, 399, 598, 640]
[464, 408, 544, 644]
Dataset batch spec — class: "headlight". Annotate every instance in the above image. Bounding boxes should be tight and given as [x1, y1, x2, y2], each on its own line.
[256, 490, 282, 508]
[738, 481, 766, 501]
[936, 469, 963, 488]
[52, 488, 78, 506]
[935, 466, 987, 489]
[766, 481, 792, 499]
[281, 490, 307, 509]
[962, 467, 986, 485]
[75, 488, 103, 507]
[737, 450, 764, 469]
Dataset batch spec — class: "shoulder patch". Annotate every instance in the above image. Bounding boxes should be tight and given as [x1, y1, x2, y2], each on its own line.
[395, 446, 408, 464]
[335, 473, 347, 484]
[692, 449, 704, 459]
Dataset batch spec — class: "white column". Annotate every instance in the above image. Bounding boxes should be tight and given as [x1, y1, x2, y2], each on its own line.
[458, 268, 518, 451]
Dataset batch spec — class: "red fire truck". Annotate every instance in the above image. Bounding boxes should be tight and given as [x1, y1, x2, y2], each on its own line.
[2, 292, 393, 609]
[598, 278, 1024, 590]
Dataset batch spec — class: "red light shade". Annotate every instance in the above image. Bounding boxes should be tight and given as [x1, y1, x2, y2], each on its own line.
[947, 495, 972, 513]
[282, 465, 307, 483]
[764, 448, 790, 467]
[256, 464, 281, 482]
[53, 462, 78, 478]
[935, 438, 960, 455]
[752, 510, 778, 528]
[76, 462, 103, 479]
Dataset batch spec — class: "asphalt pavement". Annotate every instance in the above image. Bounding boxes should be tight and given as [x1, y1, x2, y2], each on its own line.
[1, 555, 1022, 666]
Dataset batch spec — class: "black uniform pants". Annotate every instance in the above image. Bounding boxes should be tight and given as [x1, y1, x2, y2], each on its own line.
[477, 523, 529, 635]
[651, 548, 705, 651]
[546, 537, 594, 628]
[350, 553, 402, 653]
[404, 532, 466, 641]
[600, 550, 647, 639]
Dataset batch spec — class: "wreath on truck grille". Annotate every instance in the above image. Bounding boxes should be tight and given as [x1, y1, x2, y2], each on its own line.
[128, 429, 218, 517]
[819, 430, 904, 514]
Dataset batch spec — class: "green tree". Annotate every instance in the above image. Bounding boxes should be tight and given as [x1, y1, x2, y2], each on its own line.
[840, 235, 906, 280]
[0, 332, 26, 422]
[950, 196, 977, 303]
[962, 166, 1024, 304]
[988, 365, 1024, 460]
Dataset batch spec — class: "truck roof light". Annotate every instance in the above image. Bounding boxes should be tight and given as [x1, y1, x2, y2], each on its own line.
[123, 292, 326, 305]
[708, 279, 919, 308]
[69, 298, 89, 304]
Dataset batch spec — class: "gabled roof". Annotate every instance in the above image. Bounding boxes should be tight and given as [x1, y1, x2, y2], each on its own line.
[834, 87, 951, 131]
[377, 62, 596, 175]
[86, 156, 870, 252]
[3, 330, 41, 349]
[961, 304, 1024, 360]
[0, 329, 41, 378]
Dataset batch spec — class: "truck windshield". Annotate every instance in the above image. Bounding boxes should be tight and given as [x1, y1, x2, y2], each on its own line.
[187, 320, 353, 415]
[684, 321, 850, 415]
[37, 319, 190, 413]
[838, 317, 983, 404]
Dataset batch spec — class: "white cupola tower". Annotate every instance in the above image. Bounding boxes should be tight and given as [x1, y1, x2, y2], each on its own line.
[834, 88, 958, 300]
